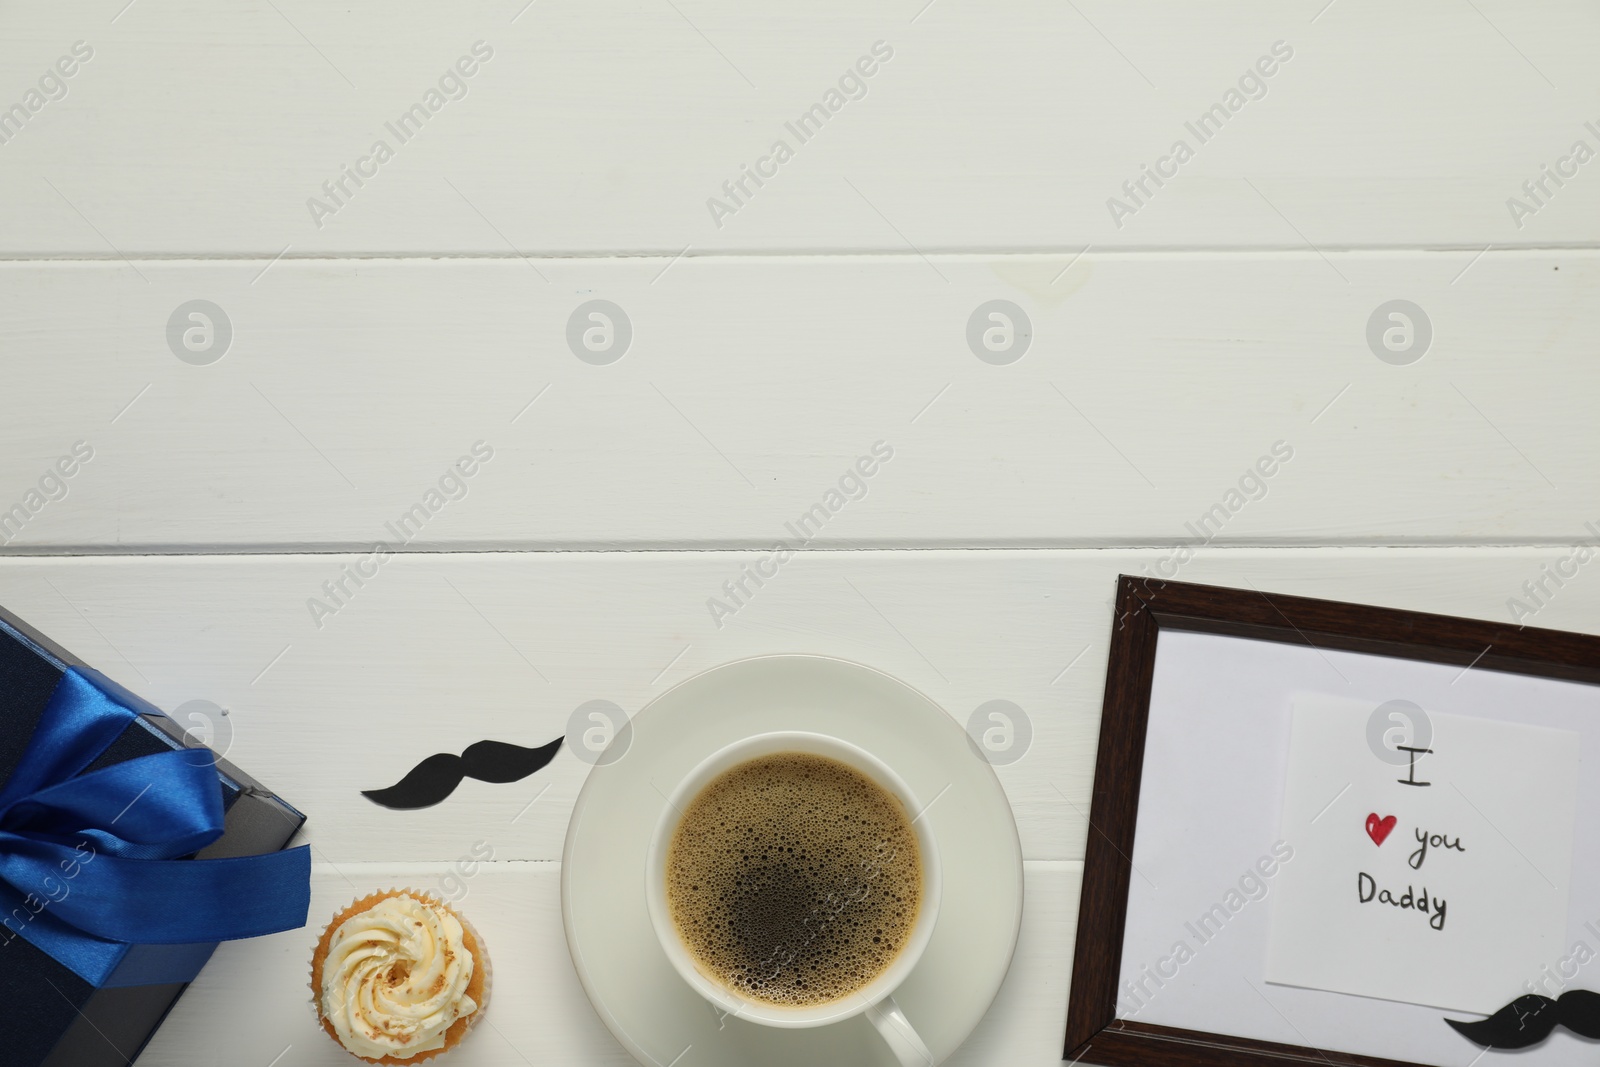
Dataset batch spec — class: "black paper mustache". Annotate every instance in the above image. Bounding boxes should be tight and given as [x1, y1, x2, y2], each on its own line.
[1446, 990, 1600, 1049]
[362, 737, 563, 809]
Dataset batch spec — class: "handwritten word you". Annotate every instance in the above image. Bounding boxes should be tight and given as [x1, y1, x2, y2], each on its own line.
[1409, 828, 1465, 870]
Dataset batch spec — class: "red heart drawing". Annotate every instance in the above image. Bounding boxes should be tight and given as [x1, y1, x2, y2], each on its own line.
[1366, 813, 1397, 846]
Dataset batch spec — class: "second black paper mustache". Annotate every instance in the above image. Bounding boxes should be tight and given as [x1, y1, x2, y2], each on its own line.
[362, 737, 563, 809]
[1446, 989, 1600, 1049]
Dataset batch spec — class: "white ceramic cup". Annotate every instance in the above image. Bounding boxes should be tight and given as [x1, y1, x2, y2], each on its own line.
[645, 731, 941, 1067]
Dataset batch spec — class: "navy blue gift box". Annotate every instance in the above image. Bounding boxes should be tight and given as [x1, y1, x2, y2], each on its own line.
[0, 604, 309, 1067]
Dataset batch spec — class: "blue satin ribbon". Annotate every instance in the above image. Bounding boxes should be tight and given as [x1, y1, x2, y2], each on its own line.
[0, 668, 310, 985]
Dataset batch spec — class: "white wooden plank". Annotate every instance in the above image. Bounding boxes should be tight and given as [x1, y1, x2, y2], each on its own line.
[2, 2, 1587, 1063]
[1, 548, 1597, 867]
[1, 253, 1596, 551]
[136, 861, 1080, 1067]
[0, 1, 1596, 256]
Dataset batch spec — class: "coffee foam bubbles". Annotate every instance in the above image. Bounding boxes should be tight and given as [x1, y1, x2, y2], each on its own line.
[665, 752, 921, 1008]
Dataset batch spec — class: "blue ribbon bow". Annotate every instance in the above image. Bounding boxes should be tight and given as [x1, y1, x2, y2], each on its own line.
[0, 668, 310, 986]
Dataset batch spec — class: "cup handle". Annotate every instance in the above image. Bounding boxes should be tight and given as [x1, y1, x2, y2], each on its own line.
[867, 994, 933, 1066]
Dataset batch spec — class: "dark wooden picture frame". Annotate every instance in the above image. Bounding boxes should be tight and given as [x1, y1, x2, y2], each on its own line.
[1064, 575, 1600, 1067]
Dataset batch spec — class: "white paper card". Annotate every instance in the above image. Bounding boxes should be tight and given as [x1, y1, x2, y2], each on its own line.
[1265, 694, 1580, 1013]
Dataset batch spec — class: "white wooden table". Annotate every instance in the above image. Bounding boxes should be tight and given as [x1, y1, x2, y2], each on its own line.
[2, 3, 1597, 1064]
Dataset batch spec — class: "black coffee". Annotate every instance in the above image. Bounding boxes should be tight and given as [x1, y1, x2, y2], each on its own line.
[665, 752, 922, 1007]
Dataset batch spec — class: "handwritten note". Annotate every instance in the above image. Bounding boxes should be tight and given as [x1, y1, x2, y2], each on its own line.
[1264, 695, 1579, 1013]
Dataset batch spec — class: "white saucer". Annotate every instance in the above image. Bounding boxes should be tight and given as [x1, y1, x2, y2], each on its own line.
[561, 655, 1024, 1067]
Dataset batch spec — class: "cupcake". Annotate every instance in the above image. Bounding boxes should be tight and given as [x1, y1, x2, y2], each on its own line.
[311, 890, 491, 1063]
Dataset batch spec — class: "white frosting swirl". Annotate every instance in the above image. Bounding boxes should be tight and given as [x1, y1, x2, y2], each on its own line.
[321, 894, 478, 1061]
